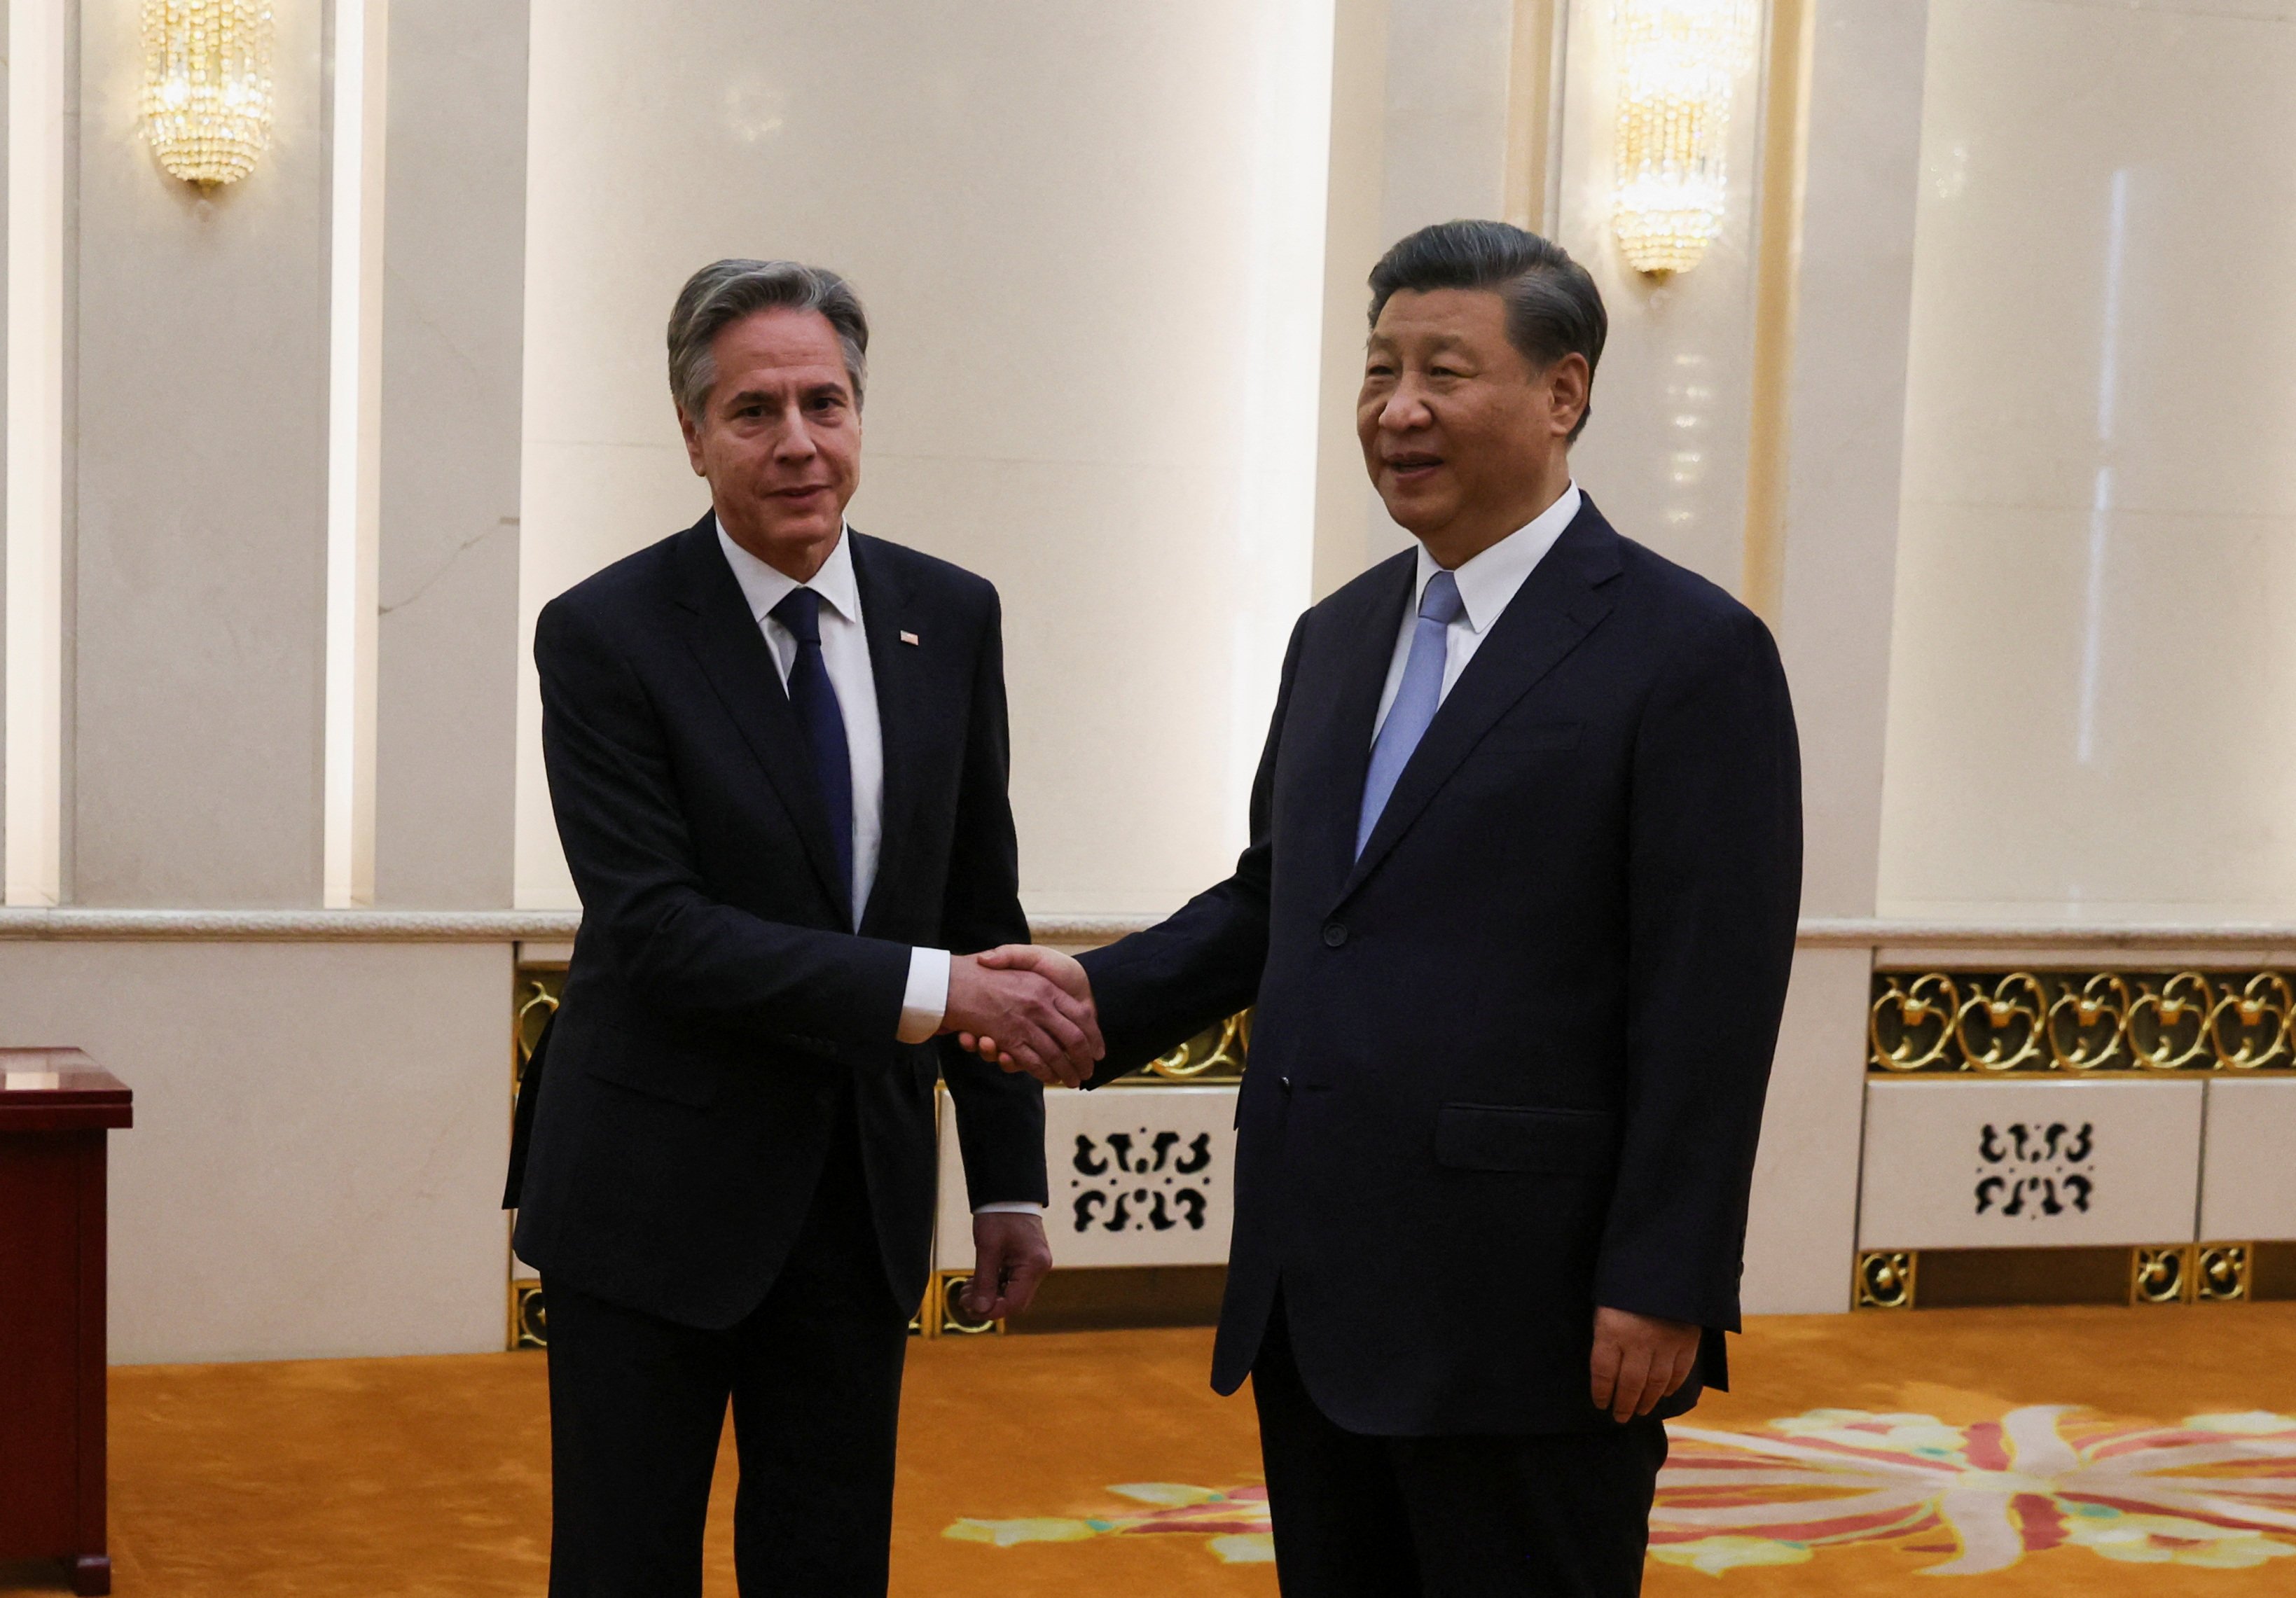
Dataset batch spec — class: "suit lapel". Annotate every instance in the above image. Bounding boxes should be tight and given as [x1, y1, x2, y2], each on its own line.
[667, 514, 852, 924]
[1299, 553, 1415, 896]
[850, 532, 919, 937]
[1334, 501, 1624, 908]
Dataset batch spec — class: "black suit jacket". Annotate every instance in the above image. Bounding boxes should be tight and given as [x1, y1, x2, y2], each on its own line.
[1078, 497, 1801, 1435]
[506, 513, 1046, 1328]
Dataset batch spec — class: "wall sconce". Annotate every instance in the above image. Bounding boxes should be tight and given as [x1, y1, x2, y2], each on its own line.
[1611, 0, 1758, 277]
[140, 1, 276, 188]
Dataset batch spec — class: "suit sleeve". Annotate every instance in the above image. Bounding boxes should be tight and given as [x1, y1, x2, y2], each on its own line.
[1074, 613, 1306, 1081]
[1595, 606, 1802, 1332]
[934, 589, 1049, 1207]
[538, 595, 913, 1048]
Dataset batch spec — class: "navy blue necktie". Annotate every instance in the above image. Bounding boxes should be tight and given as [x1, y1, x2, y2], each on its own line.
[769, 587, 854, 909]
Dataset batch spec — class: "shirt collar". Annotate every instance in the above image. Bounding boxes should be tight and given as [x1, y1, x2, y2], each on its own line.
[714, 515, 864, 629]
[1413, 481, 1582, 634]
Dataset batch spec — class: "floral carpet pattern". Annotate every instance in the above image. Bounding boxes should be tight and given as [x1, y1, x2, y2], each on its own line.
[1651, 1407, 2296, 1576]
[945, 1481, 1275, 1565]
[944, 1408, 2296, 1578]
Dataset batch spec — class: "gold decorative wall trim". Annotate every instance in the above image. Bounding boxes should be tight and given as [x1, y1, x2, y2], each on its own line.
[1856, 1250, 1914, 1309]
[1142, 1012, 1250, 1083]
[1855, 1244, 2273, 1312]
[927, 1270, 1004, 1338]
[510, 1281, 546, 1349]
[2197, 1243, 2252, 1304]
[2131, 1245, 2188, 1306]
[1870, 971, 2296, 1075]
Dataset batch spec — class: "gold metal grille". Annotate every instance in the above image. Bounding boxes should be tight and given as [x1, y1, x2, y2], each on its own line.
[1141, 1011, 1250, 1082]
[1870, 971, 2296, 1075]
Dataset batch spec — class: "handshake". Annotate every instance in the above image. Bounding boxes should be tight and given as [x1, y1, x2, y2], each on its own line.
[938, 946, 1100, 1088]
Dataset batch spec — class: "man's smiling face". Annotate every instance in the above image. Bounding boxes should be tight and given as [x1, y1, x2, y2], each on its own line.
[1355, 287, 1584, 557]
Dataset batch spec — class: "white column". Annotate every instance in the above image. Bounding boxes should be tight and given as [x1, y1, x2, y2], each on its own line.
[1742, 0, 1930, 1312]
[5, 0, 68, 906]
[324, 0, 390, 908]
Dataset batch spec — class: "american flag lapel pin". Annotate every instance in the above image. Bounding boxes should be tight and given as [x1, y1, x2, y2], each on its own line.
[899, 630, 920, 646]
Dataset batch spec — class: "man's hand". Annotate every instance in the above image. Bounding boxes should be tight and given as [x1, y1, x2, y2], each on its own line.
[941, 951, 1101, 1088]
[1589, 1305, 1700, 1422]
[954, 946, 1097, 1085]
[959, 1211, 1053, 1320]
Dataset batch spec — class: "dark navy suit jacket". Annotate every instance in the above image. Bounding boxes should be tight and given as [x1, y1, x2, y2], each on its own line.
[506, 513, 1046, 1328]
[1079, 496, 1802, 1435]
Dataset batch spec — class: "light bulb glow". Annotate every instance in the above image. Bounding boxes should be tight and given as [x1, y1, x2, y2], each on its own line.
[140, 2, 275, 188]
[1610, 0, 1757, 276]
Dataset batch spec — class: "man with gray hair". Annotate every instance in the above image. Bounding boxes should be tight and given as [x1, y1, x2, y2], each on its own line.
[967, 220, 1801, 1594]
[504, 258, 1102, 1594]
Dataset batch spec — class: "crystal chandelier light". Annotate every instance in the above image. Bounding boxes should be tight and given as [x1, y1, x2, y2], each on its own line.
[1610, 0, 1759, 277]
[140, 1, 277, 188]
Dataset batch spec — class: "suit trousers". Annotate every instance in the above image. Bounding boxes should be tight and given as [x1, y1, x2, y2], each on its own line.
[541, 1097, 911, 1597]
[1250, 1294, 1667, 1598]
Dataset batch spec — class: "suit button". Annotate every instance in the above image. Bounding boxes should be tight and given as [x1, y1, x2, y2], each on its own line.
[1279, 1075, 1293, 1092]
[1322, 921, 1348, 948]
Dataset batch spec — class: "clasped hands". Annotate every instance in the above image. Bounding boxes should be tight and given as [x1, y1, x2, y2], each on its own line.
[939, 945, 1099, 1088]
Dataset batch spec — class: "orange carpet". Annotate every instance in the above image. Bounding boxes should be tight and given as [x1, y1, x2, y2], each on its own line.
[0, 1304, 2290, 1594]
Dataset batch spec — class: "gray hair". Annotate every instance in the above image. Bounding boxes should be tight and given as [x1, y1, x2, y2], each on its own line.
[1367, 220, 1607, 442]
[666, 258, 870, 420]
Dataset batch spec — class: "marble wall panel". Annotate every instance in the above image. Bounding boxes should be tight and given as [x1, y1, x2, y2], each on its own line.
[936, 1084, 1240, 1272]
[71, 1, 330, 905]
[0, 940, 511, 1363]
[1880, 0, 2296, 920]
[1772, 0, 1927, 920]
[371, 1, 528, 908]
[2199, 1077, 2296, 1242]
[1859, 1078, 2204, 1251]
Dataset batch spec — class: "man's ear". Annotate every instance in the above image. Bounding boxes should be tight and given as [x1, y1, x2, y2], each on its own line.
[1547, 353, 1591, 439]
[677, 404, 708, 476]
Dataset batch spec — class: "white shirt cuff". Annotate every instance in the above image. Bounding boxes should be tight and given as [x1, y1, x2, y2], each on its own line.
[972, 1202, 1046, 1216]
[895, 946, 953, 1044]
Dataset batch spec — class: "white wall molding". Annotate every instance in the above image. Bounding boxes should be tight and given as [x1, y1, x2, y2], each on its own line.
[13, 907, 2296, 955]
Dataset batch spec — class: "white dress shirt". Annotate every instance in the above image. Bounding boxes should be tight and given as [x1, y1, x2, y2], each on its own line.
[715, 520, 950, 1043]
[1372, 483, 1583, 741]
[717, 520, 1038, 1219]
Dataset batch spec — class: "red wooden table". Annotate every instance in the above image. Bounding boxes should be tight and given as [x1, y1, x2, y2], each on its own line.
[0, 1050, 131, 1595]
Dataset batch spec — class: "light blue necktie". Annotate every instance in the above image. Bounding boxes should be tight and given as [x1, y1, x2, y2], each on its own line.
[1357, 569, 1464, 856]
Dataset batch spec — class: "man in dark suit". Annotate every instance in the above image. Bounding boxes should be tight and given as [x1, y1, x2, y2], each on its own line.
[504, 259, 1103, 1597]
[967, 221, 1802, 1594]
